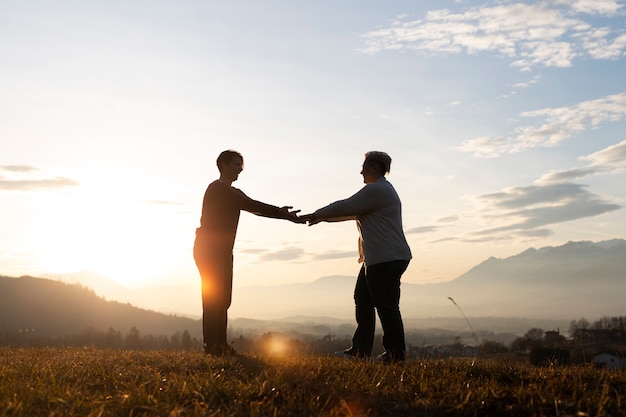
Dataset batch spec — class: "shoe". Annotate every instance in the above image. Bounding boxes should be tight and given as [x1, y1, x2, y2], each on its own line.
[335, 348, 367, 360]
[375, 351, 404, 364]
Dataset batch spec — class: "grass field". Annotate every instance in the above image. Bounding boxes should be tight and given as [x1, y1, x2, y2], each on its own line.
[1, 347, 625, 416]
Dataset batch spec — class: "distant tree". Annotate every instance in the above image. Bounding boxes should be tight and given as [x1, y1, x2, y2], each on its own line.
[171, 332, 181, 349]
[511, 337, 530, 352]
[143, 334, 156, 349]
[571, 318, 589, 332]
[511, 328, 545, 352]
[480, 340, 508, 354]
[125, 326, 142, 350]
[593, 315, 626, 331]
[106, 327, 122, 349]
[524, 328, 544, 344]
[181, 330, 192, 350]
[159, 335, 171, 349]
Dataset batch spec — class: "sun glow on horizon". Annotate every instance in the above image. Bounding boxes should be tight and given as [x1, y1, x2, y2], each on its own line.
[16, 187, 196, 287]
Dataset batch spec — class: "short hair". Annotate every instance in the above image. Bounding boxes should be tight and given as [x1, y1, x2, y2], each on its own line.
[216, 150, 243, 173]
[364, 151, 391, 174]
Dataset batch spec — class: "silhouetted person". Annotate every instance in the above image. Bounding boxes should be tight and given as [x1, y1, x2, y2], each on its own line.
[193, 150, 302, 355]
[303, 151, 412, 363]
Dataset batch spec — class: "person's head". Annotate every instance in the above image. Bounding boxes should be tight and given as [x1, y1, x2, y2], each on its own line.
[361, 151, 391, 183]
[216, 150, 244, 183]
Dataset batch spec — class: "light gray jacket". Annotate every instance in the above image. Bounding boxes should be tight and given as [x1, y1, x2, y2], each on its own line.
[314, 177, 412, 267]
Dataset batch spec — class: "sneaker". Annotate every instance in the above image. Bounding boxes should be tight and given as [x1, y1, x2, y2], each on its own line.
[335, 348, 368, 360]
[375, 351, 405, 364]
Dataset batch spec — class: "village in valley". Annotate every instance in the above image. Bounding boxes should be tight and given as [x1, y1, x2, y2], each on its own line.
[406, 316, 626, 370]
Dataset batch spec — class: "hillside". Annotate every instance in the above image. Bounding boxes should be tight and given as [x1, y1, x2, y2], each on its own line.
[0, 275, 201, 340]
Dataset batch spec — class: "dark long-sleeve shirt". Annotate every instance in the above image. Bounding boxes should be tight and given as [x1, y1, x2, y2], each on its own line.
[197, 180, 284, 251]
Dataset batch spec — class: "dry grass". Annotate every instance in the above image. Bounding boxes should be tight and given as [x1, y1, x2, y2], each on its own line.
[1, 347, 625, 416]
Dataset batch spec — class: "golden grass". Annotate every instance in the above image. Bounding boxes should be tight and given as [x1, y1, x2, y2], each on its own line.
[0, 347, 624, 416]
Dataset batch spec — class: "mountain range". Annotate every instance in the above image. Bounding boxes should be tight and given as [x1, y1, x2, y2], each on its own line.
[34, 239, 626, 324]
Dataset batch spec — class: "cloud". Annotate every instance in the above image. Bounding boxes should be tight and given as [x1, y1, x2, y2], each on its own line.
[0, 165, 38, 172]
[471, 182, 620, 236]
[516, 229, 553, 238]
[240, 246, 306, 262]
[437, 215, 459, 223]
[0, 165, 79, 191]
[465, 138, 625, 238]
[311, 250, 358, 261]
[457, 92, 626, 157]
[537, 138, 626, 183]
[360, 1, 625, 70]
[536, 167, 598, 183]
[512, 74, 541, 88]
[555, 0, 624, 16]
[407, 225, 440, 234]
[583, 138, 626, 168]
[448, 138, 625, 241]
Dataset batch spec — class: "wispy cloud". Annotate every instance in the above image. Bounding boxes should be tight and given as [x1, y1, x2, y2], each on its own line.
[0, 165, 38, 173]
[583, 138, 626, 168]
[240, 246, 306, 262]
[242, 247, 357, 262]
[311, 250, 358, 261]
[437, 215, 459, 223]
[512, 74, 541, 89]
[0, 165, 79, 191]
[360, 1, 625, 70]
[557, 0, 624, 16]
[457, 92, 626, 157]
[538, 138, 626, 183]
[471, 182, 620, 236]
[446, 139, 625, 240]
[407, 225, 440, 234]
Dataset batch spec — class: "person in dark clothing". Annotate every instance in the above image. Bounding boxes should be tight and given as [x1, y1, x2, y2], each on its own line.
[193, 150, 302, 355]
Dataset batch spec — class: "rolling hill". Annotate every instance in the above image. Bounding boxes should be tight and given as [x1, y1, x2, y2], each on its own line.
[0, 275, 201, 340]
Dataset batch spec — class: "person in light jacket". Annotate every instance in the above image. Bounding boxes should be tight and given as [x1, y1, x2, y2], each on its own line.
[303, 151, 412, 363]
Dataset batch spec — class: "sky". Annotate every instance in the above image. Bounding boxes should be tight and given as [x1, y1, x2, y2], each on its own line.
[1, 0, 626, 293]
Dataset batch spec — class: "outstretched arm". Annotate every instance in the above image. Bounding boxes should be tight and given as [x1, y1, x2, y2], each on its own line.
[228, 187, 305, 223]
[303, 183, 383, 226]
[300, 213, 356, 226]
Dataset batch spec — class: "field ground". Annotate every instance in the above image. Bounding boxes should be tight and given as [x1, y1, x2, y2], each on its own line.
[1, 347, 625, 416]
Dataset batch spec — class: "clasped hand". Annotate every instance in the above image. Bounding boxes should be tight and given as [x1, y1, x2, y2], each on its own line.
[279, 207, 320, 225]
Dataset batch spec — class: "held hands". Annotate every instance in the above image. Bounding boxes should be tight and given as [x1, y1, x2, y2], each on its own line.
[279, 207, 321, 225]
[299, 213, 322, 226]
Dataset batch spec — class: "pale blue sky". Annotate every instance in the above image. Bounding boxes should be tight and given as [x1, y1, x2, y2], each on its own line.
[1, 0, 625, 291]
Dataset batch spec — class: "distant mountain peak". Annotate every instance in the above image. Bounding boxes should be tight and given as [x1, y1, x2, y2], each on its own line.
[455, 238, 626, 284]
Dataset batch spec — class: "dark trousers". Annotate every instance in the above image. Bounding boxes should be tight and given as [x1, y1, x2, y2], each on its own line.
[350, 260, 409, 358]
[193, 239, 233, 351]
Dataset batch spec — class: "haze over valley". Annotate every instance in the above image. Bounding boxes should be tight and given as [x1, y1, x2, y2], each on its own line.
[37, 239, 626, 327]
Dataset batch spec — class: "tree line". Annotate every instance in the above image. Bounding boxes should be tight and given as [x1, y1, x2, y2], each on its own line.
[2, 326, 200, 350]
